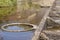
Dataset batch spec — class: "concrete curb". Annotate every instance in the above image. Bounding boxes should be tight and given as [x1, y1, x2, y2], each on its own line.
[1, 23, 37, 32]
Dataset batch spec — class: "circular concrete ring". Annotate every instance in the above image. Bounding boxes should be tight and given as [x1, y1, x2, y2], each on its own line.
[1, 23, 37, 32]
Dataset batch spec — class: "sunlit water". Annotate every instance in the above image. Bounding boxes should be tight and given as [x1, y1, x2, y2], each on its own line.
[0, 25, 34, 40]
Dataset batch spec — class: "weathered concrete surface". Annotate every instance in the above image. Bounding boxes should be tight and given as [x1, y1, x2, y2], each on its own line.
[43, 30, 60, 40]
[46, 0, 60, 40]
[39, 0, 55, 6]
[32, 7, 52, 40]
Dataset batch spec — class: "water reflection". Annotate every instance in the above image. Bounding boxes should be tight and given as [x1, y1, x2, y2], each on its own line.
[0, 31, 3, 40]
[0, 24, 35, 40]
[4, 24, 33, 31]
[1, 31, 34, 40]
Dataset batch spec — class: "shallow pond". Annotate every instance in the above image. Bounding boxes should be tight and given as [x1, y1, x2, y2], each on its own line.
[4, 24, 33, 31]
[0, 23, 35, 40]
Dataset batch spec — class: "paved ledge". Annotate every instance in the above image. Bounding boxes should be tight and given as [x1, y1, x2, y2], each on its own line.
[1, 23, 37, 32]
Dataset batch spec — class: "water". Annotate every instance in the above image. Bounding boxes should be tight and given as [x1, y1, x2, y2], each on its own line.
[5, 26, 24, 30]
[1, 31, 34, 40]
[0, 24, 34, 40]
[4, 24, 33, 31]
